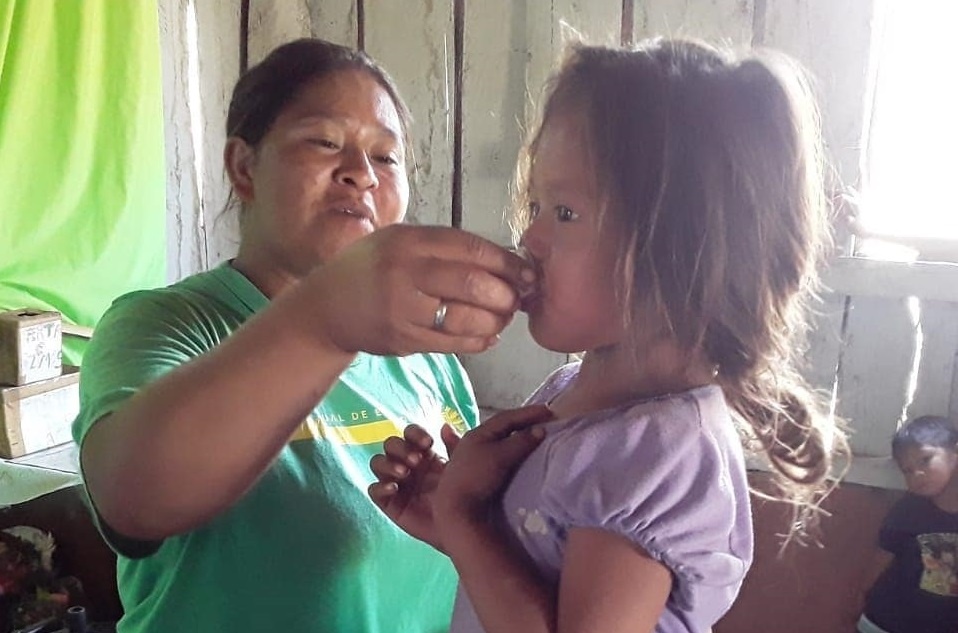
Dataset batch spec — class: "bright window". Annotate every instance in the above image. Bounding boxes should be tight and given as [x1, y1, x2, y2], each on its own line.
[856, 0, 958, 259]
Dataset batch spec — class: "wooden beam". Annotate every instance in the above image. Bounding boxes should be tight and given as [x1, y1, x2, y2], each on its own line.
[823, 257, 958, 303]
[239, 0, 249, 73]
[364, 1, 456, 226]
[356, 0, 364, 50]
[621, 0, 634, 46]
[62, 323, 95, 340]
[452, 0, 464, 228]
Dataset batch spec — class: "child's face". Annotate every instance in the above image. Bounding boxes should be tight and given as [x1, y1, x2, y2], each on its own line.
[895, 444, 958, 497]
[519, 113, 625, 353]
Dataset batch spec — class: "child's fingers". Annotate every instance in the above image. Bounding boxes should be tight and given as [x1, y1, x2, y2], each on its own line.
[383, 435, 425, 468]
[367, 481, 399, 512]
[370, 453, 411, 481]
[494, 424, 546, 466]
[441, 423, 461, 457]
[480, 404, 554, 439]
[403, 423, 435, 451]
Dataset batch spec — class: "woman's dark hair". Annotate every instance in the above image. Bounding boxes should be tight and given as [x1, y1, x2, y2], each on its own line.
[226, 38, 412, 151]
[893, 415, 958, 456]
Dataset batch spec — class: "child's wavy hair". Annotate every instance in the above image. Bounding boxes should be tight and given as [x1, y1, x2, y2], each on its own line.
[511, 39, 849, 539]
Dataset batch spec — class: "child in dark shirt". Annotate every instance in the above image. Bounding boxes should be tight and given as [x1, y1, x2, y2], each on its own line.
[858, 415, 958, 633]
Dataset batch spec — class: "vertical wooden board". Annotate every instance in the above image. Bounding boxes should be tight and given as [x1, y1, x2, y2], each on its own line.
[158, 0, 206, 282]
[364, 3, 455, 227]
[307, 0, 357, 48]
[524, 0, 556, 130]
[459, 0, 566, 408]
[762, 0, 877, 184]
[460, 0, 550, 244]
[836, 296, 919, 457]
[194, 0, 242, 266]
[520, 0, 624, 144]
[802, 291, 846, 398]
[552, 0, 622, 48]
[247, 0, 312, 66]
[633, 0, 755, 46]
[908, 301, 958, 420]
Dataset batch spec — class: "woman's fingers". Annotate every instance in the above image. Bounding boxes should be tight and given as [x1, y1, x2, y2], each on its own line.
[414, 298, 514, 339]
[398, 226, 537, 322]
[391, 328, 500, 356]
[415, 226, 536, 295]
[413, 259, 522, 316]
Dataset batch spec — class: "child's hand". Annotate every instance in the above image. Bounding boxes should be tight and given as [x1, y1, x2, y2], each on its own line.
[369, 424, 448, 550]
[435, 405, 553, 526]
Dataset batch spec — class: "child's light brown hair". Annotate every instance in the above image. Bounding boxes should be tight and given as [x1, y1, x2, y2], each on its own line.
[513, 39, 848, 535]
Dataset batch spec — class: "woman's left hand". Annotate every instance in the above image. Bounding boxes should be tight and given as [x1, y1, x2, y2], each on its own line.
[435, 405, 553, 525]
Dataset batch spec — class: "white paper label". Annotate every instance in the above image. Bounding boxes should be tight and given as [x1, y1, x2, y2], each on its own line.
[18, 320, 62, 384]
[19, 382, 79, 452]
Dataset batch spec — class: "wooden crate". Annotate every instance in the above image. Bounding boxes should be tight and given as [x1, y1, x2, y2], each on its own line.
[0, 309, 63, 386]
[0, 365, 79, 459]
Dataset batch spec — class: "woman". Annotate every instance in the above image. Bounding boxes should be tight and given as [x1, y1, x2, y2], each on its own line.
[73, 38, 533, 633]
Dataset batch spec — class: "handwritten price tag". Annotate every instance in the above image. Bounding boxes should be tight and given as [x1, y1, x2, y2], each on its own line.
[18, 320, 62, 383]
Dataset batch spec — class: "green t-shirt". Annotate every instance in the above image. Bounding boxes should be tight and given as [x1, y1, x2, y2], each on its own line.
[73, 263, 477, 633]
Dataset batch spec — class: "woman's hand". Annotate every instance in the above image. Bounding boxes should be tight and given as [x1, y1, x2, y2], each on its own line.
[302, 225, 536, 356]
[369, 424, 448, 550]
[434, 405, 553, 527]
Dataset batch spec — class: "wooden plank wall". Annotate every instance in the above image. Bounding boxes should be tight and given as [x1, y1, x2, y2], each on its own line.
[158, 0, 207, 282]
[160, 0, 954, 480]
[826, 259, 958, 471]
[158, 0, 240, 282]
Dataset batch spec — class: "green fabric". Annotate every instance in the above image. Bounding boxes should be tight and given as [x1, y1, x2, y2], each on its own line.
[0, 0, 166, 364]
[73, 263, 477, 633]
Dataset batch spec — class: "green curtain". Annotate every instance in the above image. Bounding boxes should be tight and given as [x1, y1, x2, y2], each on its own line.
[0, 0, 166, 364]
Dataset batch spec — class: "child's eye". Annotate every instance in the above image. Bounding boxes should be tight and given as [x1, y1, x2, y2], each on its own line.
[555, 205, 579, 222]
[528, 201, 541, 219]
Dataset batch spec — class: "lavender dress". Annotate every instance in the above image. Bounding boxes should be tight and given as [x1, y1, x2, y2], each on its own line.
[451, 363, 753, 633]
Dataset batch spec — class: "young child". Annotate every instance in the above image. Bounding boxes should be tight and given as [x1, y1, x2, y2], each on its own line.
[369, 38, 846, 633]
[858, 416, 958, 633]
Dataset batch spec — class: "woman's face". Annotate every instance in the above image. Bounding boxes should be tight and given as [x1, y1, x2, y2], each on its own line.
[234, 69, 409, 280]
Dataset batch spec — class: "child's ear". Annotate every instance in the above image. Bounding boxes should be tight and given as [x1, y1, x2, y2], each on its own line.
[224, 137, 257, 202]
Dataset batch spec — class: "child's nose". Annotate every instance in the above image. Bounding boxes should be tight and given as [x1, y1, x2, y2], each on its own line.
[520, 221, 548, 260]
